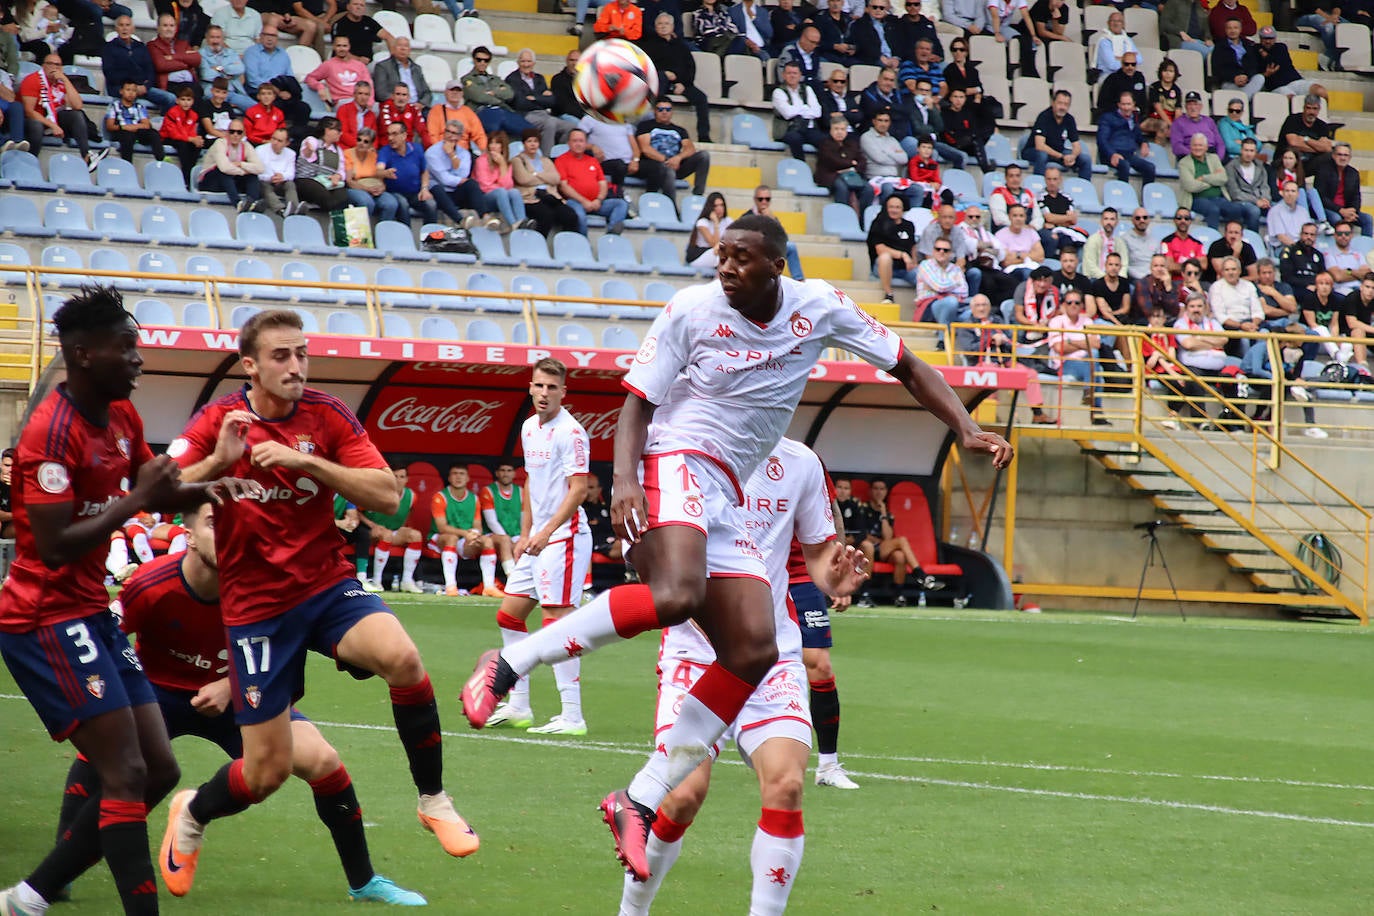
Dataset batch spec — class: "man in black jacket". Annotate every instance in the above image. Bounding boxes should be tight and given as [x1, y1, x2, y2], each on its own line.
[505, 48, 572, 152]
[1315, 142, 1372, 235]
[818, 67, 863, 130]
[851, 0, 901, 71]
[816, 0, 859, 65]
[1212, 17, 1266, 98]
[636, 11, 712, 142]
[549, 49, 583, 120]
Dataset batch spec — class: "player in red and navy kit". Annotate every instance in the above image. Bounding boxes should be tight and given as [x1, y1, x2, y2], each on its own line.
[0, 286, 256, 916]
[158, 310, 478, 900]
[461, 214, 1014, 880]
[52, 502, 426, 906]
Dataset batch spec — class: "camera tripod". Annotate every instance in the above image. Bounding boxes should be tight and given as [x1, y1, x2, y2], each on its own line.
[1132, 520, 1185, 621]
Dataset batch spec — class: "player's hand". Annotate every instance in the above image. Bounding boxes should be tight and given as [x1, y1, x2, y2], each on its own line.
[963, 428, 1014, 469]
[611, 476, 649, 544]
[191, 678, 231, 716]
[133, 455, 184, 508]
[250, 439, 311, 471]
[517, 529, 550, 559]
[830, 593, 851, 612]
[206, 477, 265, 504]
[825, 543, 870, 597]
[214, 409, 254, 465]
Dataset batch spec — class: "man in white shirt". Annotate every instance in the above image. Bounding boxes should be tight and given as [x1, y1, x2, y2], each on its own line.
[1208, 255, 1264, 355]
[1082, 207, 1130, 279]
[255, 125, 298, 216]
[1175, 292, 1237, 426]
[210, 0, 261, 55]
[772, 60, 824, 162]
[1325, 221, 1369, 296]
[1266, 179, 1309, 256]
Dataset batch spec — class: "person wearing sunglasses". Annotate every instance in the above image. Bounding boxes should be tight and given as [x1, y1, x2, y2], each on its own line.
[1212, 17, 1266, 99]
[635, 100, 712, 205]
[818, 66, 863, 131]
[852, 0, 901, 72]
[196, 116, 264, 210]
[1094, 50, 1147, 119]
[1217, 97, 1263, 161]
[1161, 211, 1206, 275]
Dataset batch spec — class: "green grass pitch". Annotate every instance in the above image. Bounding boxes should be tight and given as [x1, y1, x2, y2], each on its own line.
[2, 598, 1372, 914]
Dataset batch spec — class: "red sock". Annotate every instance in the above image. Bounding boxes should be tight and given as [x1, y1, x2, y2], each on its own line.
[608, 584, 660, 637]
[651, 809, 692, 843]
[758, 807, 804, 838]
[692, 662, 756, 723]
[496, 610, 528, 632]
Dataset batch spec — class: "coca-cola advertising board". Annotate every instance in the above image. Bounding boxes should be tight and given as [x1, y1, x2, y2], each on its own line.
[366, 388, 528, 455]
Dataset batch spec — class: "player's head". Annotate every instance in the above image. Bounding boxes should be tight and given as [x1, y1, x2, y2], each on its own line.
[718, 213, 788, 311]
[1, 447, 13, 486]
[182, 501, 218, 571]
[392, 466, 409, 489]
[587, 474, 603, 500]
[530, 357, 568, 419]
[447, 464, 469, 490]
[869, 479, 887, 503]
[494, 462, 515, 484]
[833, 478, 851, 500]
[52, 284, 143, 401]
[239, 309, 307, 403]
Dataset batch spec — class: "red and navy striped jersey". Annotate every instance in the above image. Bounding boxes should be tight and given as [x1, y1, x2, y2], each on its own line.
[116, 554, 225, 693]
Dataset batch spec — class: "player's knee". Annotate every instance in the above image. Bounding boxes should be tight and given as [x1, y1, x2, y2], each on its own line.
[725, 638, 778, 684]
[294, 742, 341, 782]
[245, 757, 292, 798]
[99, 753, 149, 799]
[808, 656, 834, 682]
[661, 783, 707, 823]
[760, 772, 805, 811]
[381, 643, 426, 686]
[649, 578, 707, 624]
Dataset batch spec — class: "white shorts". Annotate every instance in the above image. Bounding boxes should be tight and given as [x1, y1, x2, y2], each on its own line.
[633, 451, 768, 582]
[504, 528, 592, 608]
[655, 655, 813, 767]
[427, 533, 478, 555]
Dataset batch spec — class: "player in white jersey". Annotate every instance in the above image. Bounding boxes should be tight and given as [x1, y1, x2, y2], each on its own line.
[618, 437, 868, 916]
[462, 214, 1014, 881]
[486, 359, 595, 736]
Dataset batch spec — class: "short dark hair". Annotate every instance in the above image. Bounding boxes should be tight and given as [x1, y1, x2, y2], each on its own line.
[52, 285, 135, 348]
[239, 309, 302, 357]
[211, 76, 229, 90]
[1102, 207, 1119, 217]
[1053, 89, 1071, 101]
[728, 212, 789, 261]
[472, 45, 491, 57]
[121, 78, 140, 89]
[1030, 266, 1053, 280]
[175, 85, 196, 99]
[521, 127, 541, 142]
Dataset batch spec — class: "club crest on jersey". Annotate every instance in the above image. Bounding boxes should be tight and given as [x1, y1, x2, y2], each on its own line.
[85, 675, 105, 699]
[37, 461, 70, 495]
[244, 686, 262, 709]
[295, 435, 315, 454]
[115, 437, 131, 459]
[789, 311, 813, 338]
[683, 495, 703, 518]
[765, 457, 784, 481]
[635, 336, 657, 364]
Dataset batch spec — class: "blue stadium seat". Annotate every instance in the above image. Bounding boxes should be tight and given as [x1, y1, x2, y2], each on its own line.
[326, 311, 368, 335]
[283, 214, 338, 256]
[776, 158, 829, 196]
[1102, 180, 1139, 213]
[552, 275, 604, 318]
[600, 279, 642, 319]
[40, 245, 82, 286]
[375, 220, 430, 260]
[43, 198, 93, 239]
[97, 158, 152, 198]
[625, 192, 689, 232]
[731, 113, 786, 151]
[1141, 182, 1179, 219]
[465, 318, 504, 342]
[382, 312, 413, 336]
[598, 233, 650, 273]
[601, 324, 640, 349]
[822, 203, 866, 242]
[185, 254, 227, 281]
[0, 242, 29, 289]
[511, 322, 551, 344]
[88, 201, 138, 242]
[421, 316, 460, 339]
[466, 271, 519, 313]
[140, 204, 189, 244]
[640, 236, 695, 275]
[1194, 226, 1222, 247]
[1146, 143, 1180, 179]
[985, 133, 1026, 168]
[469, 226, 517, 266]
[182, 301, 213, 326]
[143, 160, 199, 202]
[1, 150, 57, 191]
[418, 268, 467, 309]
[231, 305, 261, 326]
[941, 169, 984, 206]
[509, 228, 560, 268]
[980, 171, 1004, 200]
[49, 153, 100, 195]
[137, 251, 194, 294]
[133, 299, 176, 325]
[552, 231, 599, 269]
[91, 246, 138, 290]
[556, 322, 594, 346]
[643, 280, 676, 302]
[327, 263, 369, 305]
[1, 195, 53, 237]
[236, 212, 292, 252]
[375, 265, 421, 307]
[234, 256, 289, 299]
[188, 166, 230, 205]
[291, 308, 321, 332]
[1065, 177, 1103, 213]
[189, 207, 239, 249]
[280, 260, 333, 302]
[510, 273, 548, 297]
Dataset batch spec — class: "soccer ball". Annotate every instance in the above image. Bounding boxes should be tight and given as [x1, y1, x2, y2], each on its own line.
[574, 38, 660, 124]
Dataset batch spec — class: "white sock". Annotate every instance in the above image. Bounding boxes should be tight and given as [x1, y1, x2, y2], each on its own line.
[627, 693, 729, 811]
[402, 544, 421, 583]
[500, 623, 531, 712]
[373, 545, 390, 584]
[501, 590, 626, 677]
[502, 558, 515, 576]
[441, 547, 458, 589]
[479, 550, 497, 588]
[619, 832, 683, 915]
[105, 537, 129, 575]
[168, 532, 187, 555]
[749, 816, 804, 916]
[817, 752, 838, 769]
[552, 655, 582, 722]
[13, 881, 49, 911]
[130, 531, 154, 563]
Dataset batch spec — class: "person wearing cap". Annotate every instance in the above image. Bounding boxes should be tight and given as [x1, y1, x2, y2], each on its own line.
[426, 80, 486, 152]
[1169, 91, 1222, 159]
[1255, 26, 1328, 100]
[1212, 16, 1265, 99]
[1096, 92, 1156, 185]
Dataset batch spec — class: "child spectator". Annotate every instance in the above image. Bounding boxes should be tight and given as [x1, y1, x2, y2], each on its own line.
[906, 137, 940, 208]
[104, 77, 165, 161]
[242, 80, 284, 144]
[160, 84, 204, 185]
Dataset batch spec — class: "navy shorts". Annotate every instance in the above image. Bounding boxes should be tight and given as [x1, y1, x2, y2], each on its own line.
[225, 577, 391, 725]
[155, 683, 309, 758]
[1, 610, 157, 741]
[789, 581, 832, 650]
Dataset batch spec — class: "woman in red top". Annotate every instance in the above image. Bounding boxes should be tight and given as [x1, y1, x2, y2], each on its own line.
[159, 84, 204, 185]
[243, 82, 286, 145]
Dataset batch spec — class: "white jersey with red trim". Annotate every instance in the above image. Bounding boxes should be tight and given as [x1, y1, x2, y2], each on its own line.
[661, 438, 836, 664]
[520, 406, 590, 543]
[623, 278, 903, 493]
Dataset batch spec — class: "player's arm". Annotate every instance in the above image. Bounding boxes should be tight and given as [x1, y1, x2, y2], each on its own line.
[431, 491, 461, 537]
[480, 489, 508, 536]
[802, 538, 870, 599]
[251, 445, 398, 514]
[190, 677, 231, 716]
[890, 349, 1013, 468]
[610, 391, 655, 543]
[521, 473, 589, 558]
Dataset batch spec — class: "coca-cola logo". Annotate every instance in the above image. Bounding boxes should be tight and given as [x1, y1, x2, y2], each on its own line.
[572, 408, 620, 441]
[410, 362, 526, 376]
[376, 397, 503, 434]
